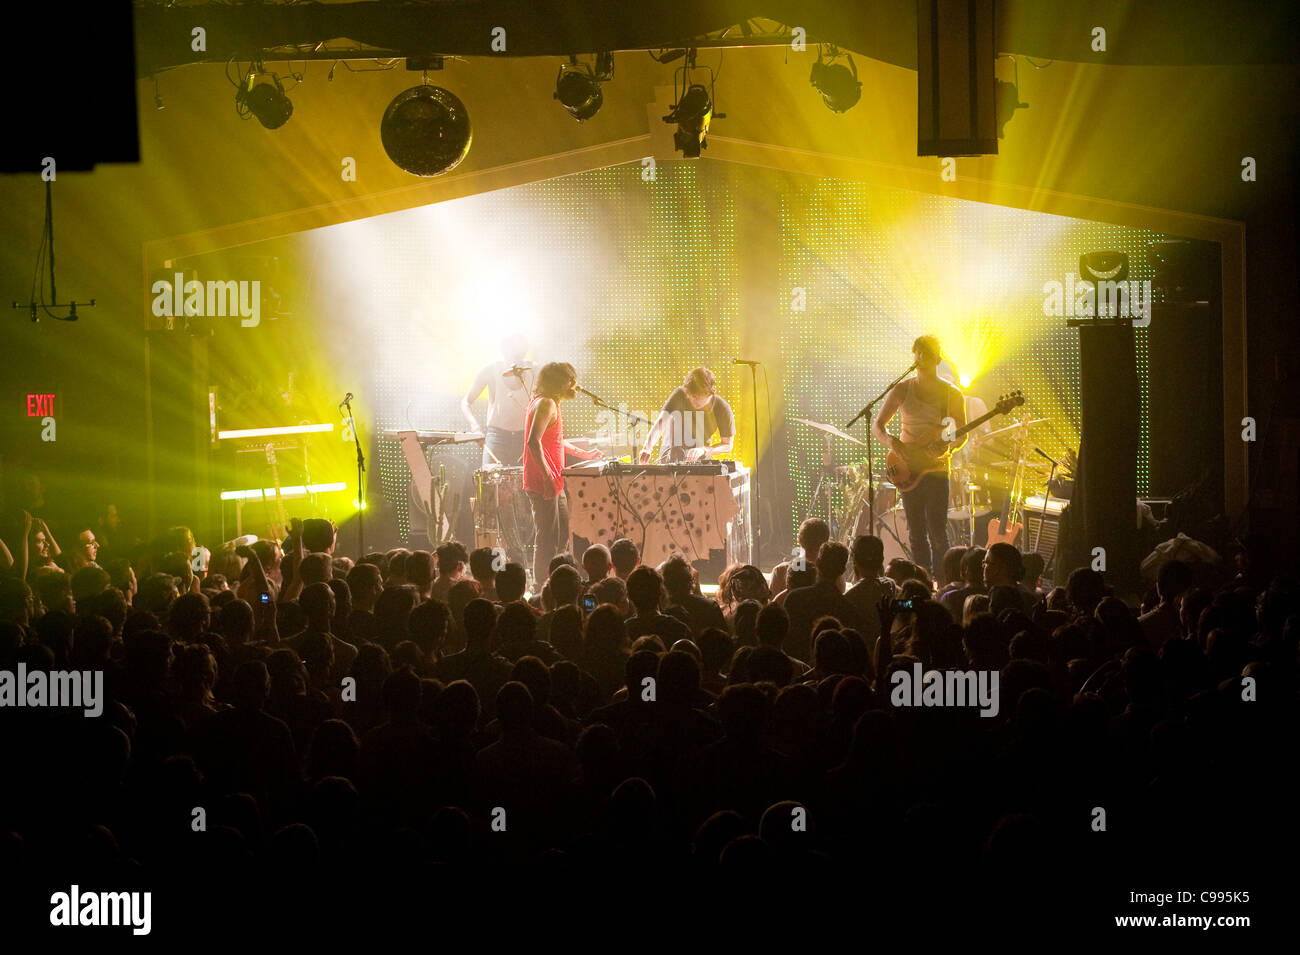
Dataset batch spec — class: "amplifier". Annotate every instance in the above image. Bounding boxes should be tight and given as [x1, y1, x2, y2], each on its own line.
[1021, 495, 1067, 561]
[1024, 513, 1061, 561]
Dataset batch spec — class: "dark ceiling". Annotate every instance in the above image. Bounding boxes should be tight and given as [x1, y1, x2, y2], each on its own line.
[133, 0, 1300, 76]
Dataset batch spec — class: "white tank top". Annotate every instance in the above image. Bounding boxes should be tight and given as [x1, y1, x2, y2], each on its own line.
[896, 378, 952, 446]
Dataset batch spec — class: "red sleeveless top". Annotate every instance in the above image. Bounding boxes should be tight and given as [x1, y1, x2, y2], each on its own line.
[522, 396, 564, 494]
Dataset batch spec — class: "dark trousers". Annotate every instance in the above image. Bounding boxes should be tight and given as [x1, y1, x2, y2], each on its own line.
[484, 426, 525, 467]
[526, 488, 569, 588]
[901, 472, 949, 578]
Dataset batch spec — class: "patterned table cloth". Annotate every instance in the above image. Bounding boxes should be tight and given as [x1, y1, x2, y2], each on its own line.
[564, 470, 741, 565]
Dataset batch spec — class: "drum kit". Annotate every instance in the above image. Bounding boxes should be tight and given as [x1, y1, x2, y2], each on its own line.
[793, 411, 1055, 562]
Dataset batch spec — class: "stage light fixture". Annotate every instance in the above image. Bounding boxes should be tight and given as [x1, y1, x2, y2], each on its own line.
[217, 424, 334, 441]
[235, 69, 293, 129]
[665, 87, 713, 158]
[1079, 251, 1129, 283]
[381, 85, 472, 177]
[662, 50, 721, 158]
[668, 84, 712, 156]
[220, 482, 347, 502]
[555, 53, 613, 122]
[810, 48, 861, 113]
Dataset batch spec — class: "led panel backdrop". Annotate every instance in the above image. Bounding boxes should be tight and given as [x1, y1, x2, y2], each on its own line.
[234, 161, 1170, 546]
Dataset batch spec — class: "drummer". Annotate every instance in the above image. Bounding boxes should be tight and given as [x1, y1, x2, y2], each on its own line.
[461, 333, 534, 467]
[938, 358, 991, 468]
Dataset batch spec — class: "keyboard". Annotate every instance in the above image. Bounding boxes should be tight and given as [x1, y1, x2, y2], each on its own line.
[381, 429, 484, 445]
[572, 460, 739, 477]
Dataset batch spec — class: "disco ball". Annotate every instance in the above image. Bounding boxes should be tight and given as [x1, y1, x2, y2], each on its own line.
[380, 86, 472, 177]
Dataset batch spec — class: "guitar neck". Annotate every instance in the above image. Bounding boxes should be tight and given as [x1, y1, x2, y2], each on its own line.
[266, 444, 289, 533]
[902, 406, 1004, 455]
[954, 405, 1004, 439]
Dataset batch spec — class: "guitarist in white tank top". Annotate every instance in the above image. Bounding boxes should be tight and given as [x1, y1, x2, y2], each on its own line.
[871, 335, 967, 578]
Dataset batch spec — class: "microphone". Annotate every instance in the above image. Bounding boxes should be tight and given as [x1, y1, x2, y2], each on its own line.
[732, 357, 760, 366]
[503, 362, 533, 379]
[1033, 447, 1058, 466]
[574, 384, 600, 401]
[337, 392, 353, 409]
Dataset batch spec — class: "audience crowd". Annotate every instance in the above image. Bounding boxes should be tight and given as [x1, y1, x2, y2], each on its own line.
[1, 491, 1294, 926]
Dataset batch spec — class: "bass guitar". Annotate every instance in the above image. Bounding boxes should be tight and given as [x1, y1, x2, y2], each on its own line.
[885, 391, 1025, 492]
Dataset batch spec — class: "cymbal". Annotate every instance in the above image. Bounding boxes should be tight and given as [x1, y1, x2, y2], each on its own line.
[791, 417, 865, 446]
[981, 418, 1048, 439]
[985, 459, 1051, 474]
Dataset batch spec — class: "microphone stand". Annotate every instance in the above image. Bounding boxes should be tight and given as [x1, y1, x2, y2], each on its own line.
[743, 361, 762, 569]
[843, 364, 915, 542]
[1032, 447, 1058, 562]
[576, 387, 651, 430]
[342, 395, 365, 557]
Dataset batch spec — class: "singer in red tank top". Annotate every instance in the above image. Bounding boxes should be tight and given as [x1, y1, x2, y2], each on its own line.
[522, 396, 565, 495]
[522, 362, 602, 587]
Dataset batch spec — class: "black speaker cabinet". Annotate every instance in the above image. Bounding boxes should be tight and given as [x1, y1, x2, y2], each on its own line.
[917, 0, 998, 156]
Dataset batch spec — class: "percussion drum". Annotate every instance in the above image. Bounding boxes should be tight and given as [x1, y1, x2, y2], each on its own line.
[874, 506, 912, 565]
[874, 504, 977, 560]
[473, 466, 533, 566]
[842, 475, 897, 542]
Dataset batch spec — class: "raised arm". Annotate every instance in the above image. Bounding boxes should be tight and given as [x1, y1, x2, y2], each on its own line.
[11, 512, 33, 579]
[236, 542, 279, 644]
[279, 518, 306, 604]
[37, 519, 61, 558]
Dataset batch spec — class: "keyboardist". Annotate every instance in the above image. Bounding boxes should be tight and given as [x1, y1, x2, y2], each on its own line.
[460, 333, 534, 467]
[639, 366, 735, 465]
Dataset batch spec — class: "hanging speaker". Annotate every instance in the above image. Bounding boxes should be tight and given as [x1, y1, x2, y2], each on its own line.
[917, 0, 998, 157]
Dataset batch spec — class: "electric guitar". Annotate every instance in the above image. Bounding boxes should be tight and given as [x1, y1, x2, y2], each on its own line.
[885, 391, 1025, 492]
[985, 488, 1024, 547]
[265, 443, 290, 541]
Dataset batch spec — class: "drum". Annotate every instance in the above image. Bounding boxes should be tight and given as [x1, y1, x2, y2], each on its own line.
[842, 477, 897, 542]
[946, 509, 974, 547]
[473, 466, 533, 565]
[874, 506, 911, 565]
[874, 504, 976, 562]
